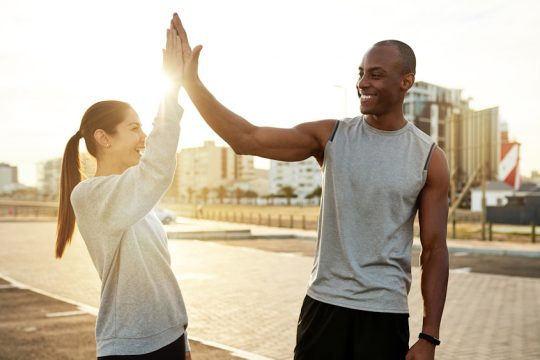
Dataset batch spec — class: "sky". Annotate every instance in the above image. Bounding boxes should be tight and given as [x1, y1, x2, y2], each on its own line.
[1, 0, 539, 186]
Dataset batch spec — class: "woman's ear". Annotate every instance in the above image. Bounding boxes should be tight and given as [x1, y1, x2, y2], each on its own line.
[94, 129, 112, 149]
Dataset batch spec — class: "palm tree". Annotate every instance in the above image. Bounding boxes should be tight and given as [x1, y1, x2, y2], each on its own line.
[279, 185, 297, 206]
[234, 187, 244, 205]
[200, 187, 209, 204]
[187, 187, 195, 204]
[306, 186, 322, 205]
[215, 185, 227, 204]
[244, 190, 258, 205]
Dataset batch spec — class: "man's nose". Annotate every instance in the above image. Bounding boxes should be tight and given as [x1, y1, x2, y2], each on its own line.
[357, 76, 369, 90]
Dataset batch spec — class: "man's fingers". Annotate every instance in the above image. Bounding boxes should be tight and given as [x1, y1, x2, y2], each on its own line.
[172, 13, 193, 57]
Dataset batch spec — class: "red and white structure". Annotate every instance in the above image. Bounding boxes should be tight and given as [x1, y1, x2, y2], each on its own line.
[498, 142, 521, 190]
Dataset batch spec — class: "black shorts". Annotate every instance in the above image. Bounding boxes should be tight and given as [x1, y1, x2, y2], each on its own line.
[294, 296, 409, 360]
[97, 334, 185, 360]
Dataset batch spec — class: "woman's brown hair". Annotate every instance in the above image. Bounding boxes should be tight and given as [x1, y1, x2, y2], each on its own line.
[55, 100, 133, 258]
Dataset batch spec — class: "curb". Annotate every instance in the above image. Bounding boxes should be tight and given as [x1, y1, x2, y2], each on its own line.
[167, 228, 540, 258]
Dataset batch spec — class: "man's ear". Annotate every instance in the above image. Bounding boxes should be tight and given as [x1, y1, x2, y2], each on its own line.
[94, 129, 111, 149]
[401, 73, 415, 91]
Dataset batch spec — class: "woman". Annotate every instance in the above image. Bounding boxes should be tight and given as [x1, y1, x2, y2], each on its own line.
[55, 16, 191, 359]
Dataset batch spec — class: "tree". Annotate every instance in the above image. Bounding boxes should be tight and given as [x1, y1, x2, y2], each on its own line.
[244, 190, 258, 204]
[234, 187, 245, 205]
[215, 185, 227, 204]
[187, 187, 195, 204]
[306, 186, 322, 205]
[279, 185, 297, 206]
[200, 187, 209, 204]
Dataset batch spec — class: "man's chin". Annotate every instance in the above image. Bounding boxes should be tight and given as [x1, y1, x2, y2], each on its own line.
[360, 107, 373, 115]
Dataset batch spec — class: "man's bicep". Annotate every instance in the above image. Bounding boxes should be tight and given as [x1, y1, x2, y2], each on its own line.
[249, 120, 336, 162]
[418, 147, 450, 249]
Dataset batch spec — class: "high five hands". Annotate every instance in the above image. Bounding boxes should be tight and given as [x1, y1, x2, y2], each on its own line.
[163, 13, 202, 92]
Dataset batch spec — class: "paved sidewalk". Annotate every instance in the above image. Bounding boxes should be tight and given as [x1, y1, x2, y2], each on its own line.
[1, 222, 539, 359]
[171, 217, 540, 257]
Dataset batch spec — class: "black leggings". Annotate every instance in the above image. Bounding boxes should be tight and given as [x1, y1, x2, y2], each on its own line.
[98, 334, 185, 360]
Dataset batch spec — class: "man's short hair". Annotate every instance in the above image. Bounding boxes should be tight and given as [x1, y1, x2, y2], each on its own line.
[373, 40, 416, 75]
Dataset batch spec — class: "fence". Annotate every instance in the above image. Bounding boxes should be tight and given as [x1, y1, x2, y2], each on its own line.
[0, 200, 58, 219]
[198, 209, 319, 231]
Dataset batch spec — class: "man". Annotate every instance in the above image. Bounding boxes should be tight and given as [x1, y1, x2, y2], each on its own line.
[172, 13, 449, 360]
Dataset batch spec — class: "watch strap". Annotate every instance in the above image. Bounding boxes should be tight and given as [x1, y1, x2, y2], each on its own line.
[418, 332, 441, 346]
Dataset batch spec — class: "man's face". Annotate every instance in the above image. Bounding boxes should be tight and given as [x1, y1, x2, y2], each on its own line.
[356, 45, 409, 115]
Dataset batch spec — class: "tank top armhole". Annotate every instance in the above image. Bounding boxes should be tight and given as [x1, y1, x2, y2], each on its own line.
[423, 143, 437, 171]
[329, 120, 340, 142]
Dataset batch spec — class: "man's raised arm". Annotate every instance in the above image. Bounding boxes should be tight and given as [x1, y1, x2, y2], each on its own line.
[172, 13, 335, 163]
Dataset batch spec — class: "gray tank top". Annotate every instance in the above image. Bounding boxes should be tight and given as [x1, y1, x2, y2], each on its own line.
[307, 116, 436, 314]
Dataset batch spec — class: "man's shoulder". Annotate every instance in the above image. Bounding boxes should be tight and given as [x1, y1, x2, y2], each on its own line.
[408, 122, 435, 148]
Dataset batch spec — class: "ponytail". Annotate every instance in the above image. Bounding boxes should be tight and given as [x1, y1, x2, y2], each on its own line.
[55, 132, 82, 258]
[55, 100, 133, 258]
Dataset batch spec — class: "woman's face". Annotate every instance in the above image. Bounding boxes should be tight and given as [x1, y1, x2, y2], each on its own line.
[107, 109, 147, 171]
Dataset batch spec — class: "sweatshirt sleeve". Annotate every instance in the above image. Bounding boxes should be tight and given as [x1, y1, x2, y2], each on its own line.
[86, 93, 183, 232]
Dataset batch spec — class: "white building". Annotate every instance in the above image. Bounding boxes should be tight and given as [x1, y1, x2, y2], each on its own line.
[36, 153, 96, 199]
[37, 158, 62, 198]
[269, 158, 321, 205]
[0, 163, 19, 194]
[470, 181, 514, 212]
[0, 163, 18, 187]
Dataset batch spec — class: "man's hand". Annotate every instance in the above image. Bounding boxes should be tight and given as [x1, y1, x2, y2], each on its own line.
[171, 12, 203, 87]
[406, 339, 436, 360]
[185, 351, 192, 360]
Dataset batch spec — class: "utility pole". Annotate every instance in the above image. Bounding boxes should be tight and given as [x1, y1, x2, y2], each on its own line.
[449, 112, 458, 239]
[481, 162, 487, 240]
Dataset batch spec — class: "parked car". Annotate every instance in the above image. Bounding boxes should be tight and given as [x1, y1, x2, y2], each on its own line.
[155, 208, 176, 224]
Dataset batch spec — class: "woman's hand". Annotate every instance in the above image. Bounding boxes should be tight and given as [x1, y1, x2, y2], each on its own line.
[163, 15, 184, 91]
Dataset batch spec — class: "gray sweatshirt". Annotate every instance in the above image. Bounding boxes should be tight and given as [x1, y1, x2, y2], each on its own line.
[71, 95, 189, 356]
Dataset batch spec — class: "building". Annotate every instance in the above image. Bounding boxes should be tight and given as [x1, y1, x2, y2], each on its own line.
[171, 141, 256, 202]
[0, 162, 19, 194]
[0, 163, 18, 188]
[404, 81, 500, 189]
[37, 158, 62, 199]
[530, 171, 540, 185]
[404, 81, 468, 150]
[470, 181, 514, 212]
[269, 158, 321, 205]
[36, 153, 96, 199]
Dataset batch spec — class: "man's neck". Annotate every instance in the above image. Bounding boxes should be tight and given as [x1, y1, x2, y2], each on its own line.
[364, 113, 407, 131]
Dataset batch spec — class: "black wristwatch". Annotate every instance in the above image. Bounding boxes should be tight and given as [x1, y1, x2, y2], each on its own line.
[418, 332, 441, 346]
